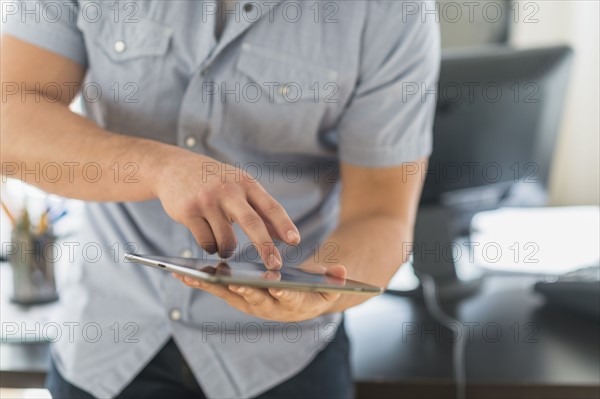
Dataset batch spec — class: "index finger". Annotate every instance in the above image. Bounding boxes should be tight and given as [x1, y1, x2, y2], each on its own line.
[247, 190, 300, 245]
[226, 201, 282, 270]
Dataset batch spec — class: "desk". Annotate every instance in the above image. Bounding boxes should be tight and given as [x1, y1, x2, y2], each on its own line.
[1, 263, 599, 398]
[346, 276, 600, 398]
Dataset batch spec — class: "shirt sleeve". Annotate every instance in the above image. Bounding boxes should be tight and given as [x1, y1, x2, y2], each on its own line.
[2, 0, 87, 66]
[336, 0, 440, 167]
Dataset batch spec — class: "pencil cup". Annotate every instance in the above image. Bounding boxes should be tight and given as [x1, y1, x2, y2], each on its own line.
[8, 229, 59, 304]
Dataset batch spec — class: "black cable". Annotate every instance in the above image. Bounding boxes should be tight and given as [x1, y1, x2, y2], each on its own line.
[421, 275, 467, 399]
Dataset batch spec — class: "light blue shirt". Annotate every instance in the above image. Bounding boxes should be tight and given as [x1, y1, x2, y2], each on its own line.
[4, 1, 439, 397]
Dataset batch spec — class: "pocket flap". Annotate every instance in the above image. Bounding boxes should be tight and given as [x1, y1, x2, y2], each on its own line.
[77, 17, 173, 62]
[236, 42, 339, 103]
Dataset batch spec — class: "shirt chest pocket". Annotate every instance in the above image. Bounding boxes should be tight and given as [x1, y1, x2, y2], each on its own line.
[76, 15, 174, 137]
[76, 15, 172, 99]
[220, 43, 340, 155]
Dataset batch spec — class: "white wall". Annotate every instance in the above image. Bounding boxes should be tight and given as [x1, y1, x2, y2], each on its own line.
[510, 0, 600, 205]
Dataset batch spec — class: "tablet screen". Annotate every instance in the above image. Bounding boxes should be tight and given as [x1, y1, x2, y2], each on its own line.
[126, 254, 382, 294]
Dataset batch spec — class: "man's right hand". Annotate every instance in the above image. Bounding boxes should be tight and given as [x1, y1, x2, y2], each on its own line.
[1, 35, 300, 269]
[152, 151, 301, 269]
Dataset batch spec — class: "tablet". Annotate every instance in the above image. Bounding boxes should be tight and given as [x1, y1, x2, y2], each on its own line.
[124, 254, 383, 295]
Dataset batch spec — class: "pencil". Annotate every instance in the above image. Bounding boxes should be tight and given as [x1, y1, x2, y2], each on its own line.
[1, 200, 17, 227]
[38, 211, 49, 235]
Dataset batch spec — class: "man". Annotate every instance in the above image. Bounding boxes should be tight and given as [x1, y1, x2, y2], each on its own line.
[1, 0, 439, 398]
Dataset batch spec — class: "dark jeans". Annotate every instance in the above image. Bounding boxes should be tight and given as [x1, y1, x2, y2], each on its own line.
[46, 322, 354, 399]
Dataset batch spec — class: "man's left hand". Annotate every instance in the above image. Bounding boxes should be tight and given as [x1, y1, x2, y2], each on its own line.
[172, 264, 347, 322]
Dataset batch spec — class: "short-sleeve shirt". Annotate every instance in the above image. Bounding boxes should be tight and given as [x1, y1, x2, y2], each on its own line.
[3, 1, 440, 397]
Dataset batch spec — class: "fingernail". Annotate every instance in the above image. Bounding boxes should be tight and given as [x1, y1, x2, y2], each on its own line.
[287, 230, 300, 243]
[272, 289, 283, 297]
[268, 253, 282, 268]
[237, 287, 246, 294]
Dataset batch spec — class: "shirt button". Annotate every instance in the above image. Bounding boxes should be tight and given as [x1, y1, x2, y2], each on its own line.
[279, 84, 290, 97]
[243, 3, 253, 12]
[169, 308, 182, 321]
[184, 136, 197, 148]
[113, 40, 126, 53]
[180, 248, 193, 258]
[200, 67, 209, 76]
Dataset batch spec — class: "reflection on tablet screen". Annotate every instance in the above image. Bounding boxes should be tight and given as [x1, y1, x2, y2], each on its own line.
[143, 255, 347, 286]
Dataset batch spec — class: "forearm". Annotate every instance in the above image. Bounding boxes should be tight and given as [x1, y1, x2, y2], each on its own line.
[1, 98, 182, 201]
[310, 214, 412, 313]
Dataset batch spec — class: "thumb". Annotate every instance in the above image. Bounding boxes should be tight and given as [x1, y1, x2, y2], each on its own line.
[325, 264, 347, 279]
